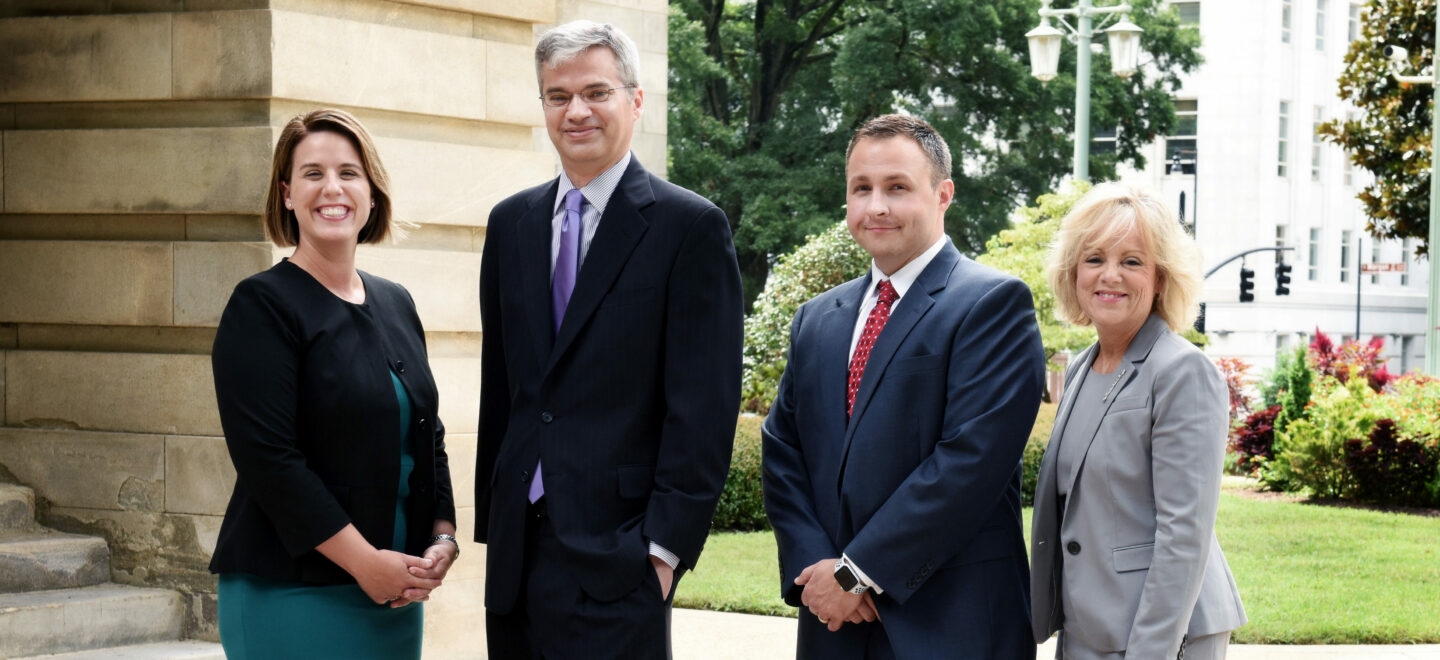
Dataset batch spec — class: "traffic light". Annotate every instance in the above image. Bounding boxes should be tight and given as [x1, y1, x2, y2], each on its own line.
[1275, 259, 1292, 296]
[1239, 267, 1255, 302]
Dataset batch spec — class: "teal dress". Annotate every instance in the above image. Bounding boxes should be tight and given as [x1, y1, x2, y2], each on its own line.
[218, 371, 422, 659]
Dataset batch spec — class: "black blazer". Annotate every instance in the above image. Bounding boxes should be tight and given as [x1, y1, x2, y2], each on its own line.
[476, 157, 743, 609]
[210, 260, 455, 585]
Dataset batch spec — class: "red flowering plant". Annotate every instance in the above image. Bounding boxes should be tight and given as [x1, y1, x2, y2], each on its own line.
[1231, 405, 1281, 475]
[1215, 357, 1254, 424]
[1307, 329, 1397, 392]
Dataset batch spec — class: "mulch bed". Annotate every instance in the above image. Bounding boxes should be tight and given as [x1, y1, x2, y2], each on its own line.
[1225, 480, 1440, 518]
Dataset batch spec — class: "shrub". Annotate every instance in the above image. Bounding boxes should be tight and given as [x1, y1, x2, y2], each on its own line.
[1366, 372, 1440, 441]
[712, 415, 769, 531]
[1215, 357, 1254, 424]
[1271, 345, 1314, 436]
[1264, 376, 1379, 499]
[740, 222, 870, 413]
[1231, 405, 1281, 475]
[1021, 402, 1058, 506]
[1308, 329, 1397, 392]
[1344, 419, 1439, 508]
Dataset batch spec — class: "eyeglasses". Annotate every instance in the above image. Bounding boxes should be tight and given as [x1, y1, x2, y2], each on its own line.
[540, 85, 635, 109]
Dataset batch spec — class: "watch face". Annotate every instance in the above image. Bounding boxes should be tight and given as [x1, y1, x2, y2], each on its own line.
[835, 565, 859, 591]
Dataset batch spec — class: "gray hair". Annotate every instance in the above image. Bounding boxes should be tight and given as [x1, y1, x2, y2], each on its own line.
[534, 20, 641, 93]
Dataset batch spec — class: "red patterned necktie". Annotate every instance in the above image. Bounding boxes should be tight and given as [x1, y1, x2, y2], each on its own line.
[847, 280, 899, 417]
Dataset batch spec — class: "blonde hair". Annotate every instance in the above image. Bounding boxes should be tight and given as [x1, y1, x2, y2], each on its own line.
[1046, 183, 1203, 331]
[263, 108, 396, 247]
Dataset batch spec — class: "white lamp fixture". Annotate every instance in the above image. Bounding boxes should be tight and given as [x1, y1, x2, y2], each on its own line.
[1106, 17, 1144, 78]
[1026, 20, 1065, 82]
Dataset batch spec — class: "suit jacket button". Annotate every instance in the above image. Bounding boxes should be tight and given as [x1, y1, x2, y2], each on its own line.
[1066, 541, 1081, 555]
[521, 470, 530, 482]
[418, 418, 429, 429]
[395, 360, 406, 374]
[540, 412, 554, 423]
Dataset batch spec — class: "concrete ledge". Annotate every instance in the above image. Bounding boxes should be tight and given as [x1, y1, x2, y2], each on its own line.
[5, 351, 220, 436]
[0, 428, 165, 512]
[0, 241, 173, 326]
[0, 530, 111, 592]
[0, 584, 183, 657]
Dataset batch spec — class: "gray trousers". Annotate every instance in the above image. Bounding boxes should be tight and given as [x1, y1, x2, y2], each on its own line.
[1059, 630, 1230, 660]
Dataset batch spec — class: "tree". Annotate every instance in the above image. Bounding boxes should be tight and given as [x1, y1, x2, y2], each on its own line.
[669, 0, 1203, 304]
[1317, 0, 1435, 256]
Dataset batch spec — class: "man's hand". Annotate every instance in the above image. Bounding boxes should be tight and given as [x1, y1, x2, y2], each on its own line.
[795, 559, 876, 632]
[649, 555, 674, 601]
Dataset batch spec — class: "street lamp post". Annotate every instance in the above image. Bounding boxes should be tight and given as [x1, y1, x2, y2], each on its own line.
[1383, 35, 1440, 375]
[1026, 0, 1143, 182]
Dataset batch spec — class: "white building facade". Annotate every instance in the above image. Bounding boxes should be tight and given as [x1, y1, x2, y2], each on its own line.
[1117, 0, 1430, 373]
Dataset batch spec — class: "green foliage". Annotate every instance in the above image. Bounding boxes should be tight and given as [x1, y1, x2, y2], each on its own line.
[1264, 376, 1380, 498]
[713, 415, 770, 531]
[669, 0, 1204, 304]
[1370, 373, 1440, 440]
[1271, 345, 1315, 436]
[1021, 401, 1058, 507]
[740, 222, 871, 413]
[1316, 0, 1434, 255]
[975, 181, 1098, 368]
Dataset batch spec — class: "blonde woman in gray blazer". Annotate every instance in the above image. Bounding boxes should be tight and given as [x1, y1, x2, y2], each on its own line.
[1030, 184, 1246, 660]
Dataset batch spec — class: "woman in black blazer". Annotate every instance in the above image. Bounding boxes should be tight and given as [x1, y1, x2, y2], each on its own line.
[209, 108, 457, 659]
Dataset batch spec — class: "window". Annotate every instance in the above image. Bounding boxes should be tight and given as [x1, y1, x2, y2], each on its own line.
[1168, 99, 1198, 174]
[1308, 228, 1321, 281]
[1279, 101, 1290, 176]
[1370, 242, 1381, 284]
[1174, 1, 1200, 27]
[1349, 3, 1362, 42]
[1276, 224, 1288, 247]
[1340, 229, 1352, 283]
[1401, 238, 1411, 285]
[1283, 0, 1292, 43]
[1316, 0, 1327, 50]
[1093, 124, 1118, 156]
[1312, 106, 1324, 181]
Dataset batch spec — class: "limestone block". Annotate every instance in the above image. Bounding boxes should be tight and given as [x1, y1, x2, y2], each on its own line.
[354, 245, 482, 332]
[0, 584, 183, 657]
[172, 10, 271, 100]
[5, 351, 220, 436]
[4, 127, 272, 214]
[556, 0, 658, 51]
[487, 40, 546, 128]
[426, 357, 481, 435]
[0, 215, 186, 241]
[44, 507, 221, 593]
[164, 436, 235, 516]
[0, 241, 173, 326]
[11, 99, 270, 131]
[639, 90, 667, 136]
[394, 222, 482, 252]
[0, 428, 165, 512]
[375, 135, 554, 229]
[0, 14, 172, 103]
[424, 330, 482, 358]
[405, 0, 556, 24]
[273, 0, 474, 37]
[639, 52, 667, 96]
[174, 241, 274, 327]
[271, 10, 488, 121]
[185, 215, 265, 242]
[632, 131, 667, 180]
[0, 351, 5, 426]
[0, 530, 111, 592]
[473, 13, 537, 45]
[422, 576, 485, 657]
[17, 325, 217, 356]
[441, 432, 476, 524]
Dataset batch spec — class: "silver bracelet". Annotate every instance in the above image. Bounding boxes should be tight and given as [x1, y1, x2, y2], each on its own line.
[430, 534, 459, 560]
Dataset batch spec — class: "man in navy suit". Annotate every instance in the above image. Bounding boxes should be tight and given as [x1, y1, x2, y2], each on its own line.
[476, 20, 742, 659]
[763, 115, 1045, 660]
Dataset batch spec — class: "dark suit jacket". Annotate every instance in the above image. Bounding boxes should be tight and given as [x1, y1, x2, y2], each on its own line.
[763, 240, 1045, 660]
[475, 157, 743, 611]
[210, 260, 455, 584]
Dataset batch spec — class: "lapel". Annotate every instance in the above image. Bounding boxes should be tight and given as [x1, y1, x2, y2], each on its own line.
[1058, 314, 1171, 497]
[519, 179, 561, 364]
[841, 242, 957, 456]
[546, 158, 654, 373]
[1033, 343, 1094, 528]
[818, 277, 868, 476]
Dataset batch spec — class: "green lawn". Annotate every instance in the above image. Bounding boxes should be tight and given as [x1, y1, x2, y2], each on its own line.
[677, 479, 1440, 643]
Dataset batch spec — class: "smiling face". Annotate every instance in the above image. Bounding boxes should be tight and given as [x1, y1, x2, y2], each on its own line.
[845, 136, 953, 275]
[1074, 223, 1160, 341]
[281, 131, 372, 253]
[541, 46, 642, 186]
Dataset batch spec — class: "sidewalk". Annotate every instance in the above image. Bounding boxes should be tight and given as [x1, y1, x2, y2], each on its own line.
[673, 608, 1440, 659]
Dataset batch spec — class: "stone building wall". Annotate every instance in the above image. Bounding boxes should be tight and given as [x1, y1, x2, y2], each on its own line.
[0, 0, 668, 655]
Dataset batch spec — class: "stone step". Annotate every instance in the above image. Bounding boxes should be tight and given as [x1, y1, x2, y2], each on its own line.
[0, 529, 110, 592]
[16, 640, 225, 660]
[0, 585, 184, 657]
[0, 482, 37, 530]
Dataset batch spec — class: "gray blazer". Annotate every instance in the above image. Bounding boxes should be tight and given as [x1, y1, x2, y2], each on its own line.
[1030, 315, 1246, 658]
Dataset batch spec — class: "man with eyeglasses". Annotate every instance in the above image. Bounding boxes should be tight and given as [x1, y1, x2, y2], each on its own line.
[475, 19, 743, 659]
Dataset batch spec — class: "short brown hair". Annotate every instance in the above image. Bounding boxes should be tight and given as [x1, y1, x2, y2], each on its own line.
[263, 108, 393, 247]
[847, 114, 953, 187]
[1046, 183, 1204, 332]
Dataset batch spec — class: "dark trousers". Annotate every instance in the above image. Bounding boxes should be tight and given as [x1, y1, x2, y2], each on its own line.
[486, 501, 676, 660]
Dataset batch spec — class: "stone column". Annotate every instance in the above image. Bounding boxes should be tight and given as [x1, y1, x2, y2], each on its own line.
[0, 0, 668, 654]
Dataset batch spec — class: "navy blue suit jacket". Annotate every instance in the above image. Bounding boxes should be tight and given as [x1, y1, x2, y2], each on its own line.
[763, 239, 1044, 659]
[476, 158, 743, 612]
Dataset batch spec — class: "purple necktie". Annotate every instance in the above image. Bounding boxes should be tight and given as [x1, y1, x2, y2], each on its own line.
[532, 189, 584, 503]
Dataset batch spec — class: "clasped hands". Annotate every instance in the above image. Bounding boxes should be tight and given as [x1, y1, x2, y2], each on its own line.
[357, 541, 459, 608]
[796, 559, 881, 632]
